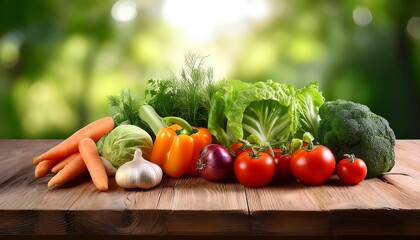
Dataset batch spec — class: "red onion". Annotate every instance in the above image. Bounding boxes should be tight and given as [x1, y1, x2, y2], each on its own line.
[197, 144, 234, 182]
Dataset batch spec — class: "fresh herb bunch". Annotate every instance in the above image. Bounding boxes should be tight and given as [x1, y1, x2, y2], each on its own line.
[145, 52, 218, 127]
[109, 89, 143, 126]
[108, 89, 155, 137]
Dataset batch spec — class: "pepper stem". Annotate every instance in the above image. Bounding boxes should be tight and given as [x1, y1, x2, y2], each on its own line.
[162, 116, 196, 135]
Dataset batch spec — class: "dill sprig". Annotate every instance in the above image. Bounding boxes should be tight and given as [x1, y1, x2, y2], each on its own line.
[146, 52, 218, 127]
[109, 89, 142, 126]
[108, 89, 155, 137]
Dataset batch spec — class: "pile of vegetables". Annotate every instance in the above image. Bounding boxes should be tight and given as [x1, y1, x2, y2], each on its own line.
[32, 53, 396, 191]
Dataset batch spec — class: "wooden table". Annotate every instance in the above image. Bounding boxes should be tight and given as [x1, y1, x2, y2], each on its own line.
[0, 140, 419, 238]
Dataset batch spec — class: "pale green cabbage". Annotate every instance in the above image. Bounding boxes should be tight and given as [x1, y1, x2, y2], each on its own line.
[99, 124, 153, 167]
[207, 80, 324, 148]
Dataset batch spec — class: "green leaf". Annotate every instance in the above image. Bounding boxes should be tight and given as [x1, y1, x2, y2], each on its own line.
[294, 81, 325, 141]
[208, 79, 324, 148]
[145, 52, 217, 127]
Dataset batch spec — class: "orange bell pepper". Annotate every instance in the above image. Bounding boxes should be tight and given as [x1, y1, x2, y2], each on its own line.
[149, 117, 212, 178]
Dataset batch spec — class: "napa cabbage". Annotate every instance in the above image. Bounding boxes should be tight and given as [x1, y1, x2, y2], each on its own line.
[207, 80, 324, 148]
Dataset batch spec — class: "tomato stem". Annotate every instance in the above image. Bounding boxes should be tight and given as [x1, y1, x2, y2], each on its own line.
[307, 142, 314, 150]
[239, 139, 260, 158]
[344, 153, 356, 163]
[303, 132, 315, 151]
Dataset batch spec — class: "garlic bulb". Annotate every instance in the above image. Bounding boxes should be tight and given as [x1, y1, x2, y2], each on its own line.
[115, 148, 163, 189]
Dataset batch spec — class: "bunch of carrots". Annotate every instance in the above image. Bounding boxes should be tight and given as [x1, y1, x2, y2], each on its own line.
[32, 116, 115, 191]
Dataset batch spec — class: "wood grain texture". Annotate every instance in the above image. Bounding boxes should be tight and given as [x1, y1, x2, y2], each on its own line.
[0, 139, 420, 236]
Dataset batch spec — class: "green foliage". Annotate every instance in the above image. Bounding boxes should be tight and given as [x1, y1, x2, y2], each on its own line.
[107, 89, 168, 140]
[145, 52, 218, 127]
[109, 89, 144, 127]
[317, 99, 396, 178]
[208, 79, 324, 148]
[108, 89, 157, 138]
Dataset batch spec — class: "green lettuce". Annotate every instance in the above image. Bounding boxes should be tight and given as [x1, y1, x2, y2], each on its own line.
[207, 80, 324, 148]
[294, 82, 325, 141]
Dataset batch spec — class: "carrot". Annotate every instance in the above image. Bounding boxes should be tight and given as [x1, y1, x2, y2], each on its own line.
[51, 152, 80, 173]
[47, 152, 86, 188]
[34, 159, 58, 179]
[79, 138, 108, 191]
[32, 116, 114, 165]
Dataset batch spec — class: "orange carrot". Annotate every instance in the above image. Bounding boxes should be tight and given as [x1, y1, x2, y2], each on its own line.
[79, 138, 108, 191]
[51, 152, 80, 173]
[32, 116, 114, 165]
[34, 159, 58, 179]
[47, 152, 86, 188]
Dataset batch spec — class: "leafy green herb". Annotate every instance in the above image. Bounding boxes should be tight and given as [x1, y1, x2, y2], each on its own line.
[107, 52, 220, 139]
[108, 89, 144, 127]
[107, 87, 167, 141]
[145, 52, 219, 127]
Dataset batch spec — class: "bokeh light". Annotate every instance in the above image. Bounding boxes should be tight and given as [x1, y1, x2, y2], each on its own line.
[407, 17, 420, 40]
[161, 0, 270, 42]
[353, 6, 373, 27]
[111, 0, 137, 22]
[0, 0, 419, 139]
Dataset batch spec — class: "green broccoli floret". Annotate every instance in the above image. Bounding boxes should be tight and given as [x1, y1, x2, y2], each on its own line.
[317, 99, 396, 178]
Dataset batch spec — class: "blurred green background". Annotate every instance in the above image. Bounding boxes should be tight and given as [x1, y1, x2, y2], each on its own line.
[1, 0, 419, 139]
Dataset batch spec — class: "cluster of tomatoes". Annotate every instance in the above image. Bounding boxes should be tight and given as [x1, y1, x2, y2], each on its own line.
[230, 140, 367, 188]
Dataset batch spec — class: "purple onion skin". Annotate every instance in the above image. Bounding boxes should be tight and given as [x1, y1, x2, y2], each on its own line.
[197, 144, 234, 182]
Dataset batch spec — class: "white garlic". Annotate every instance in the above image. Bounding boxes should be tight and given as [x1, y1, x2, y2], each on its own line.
[115, 148, 163, 189]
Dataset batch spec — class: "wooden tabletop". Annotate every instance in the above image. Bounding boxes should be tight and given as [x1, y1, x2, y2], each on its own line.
[0, 139, 419, 237]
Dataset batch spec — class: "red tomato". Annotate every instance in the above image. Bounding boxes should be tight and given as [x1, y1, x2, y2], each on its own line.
[336, 154, 367, 185]
[230, 141, 252, 158]
[290, 145, 336, 185]
[234, 151, 275, 188]
[273, 153, 294, 182]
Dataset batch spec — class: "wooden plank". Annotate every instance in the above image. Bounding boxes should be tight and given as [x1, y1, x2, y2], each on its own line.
[285, 140, 420, 235]
[246, 180, 329, 235]
[0, 140, 57, 186]
[249, 210, 330, 236]
[0, 140, 74, 234]
[67, 177, 167, 234]
[1, 140, 420, 236]
[383, 140, 420, 197]
[245, 140, 420, 236]
[0, 140, 168, 235]
[67, 177, 164, 210]
[158, 177, 247, 211]
[0, 140, 91, 210]
[156, 177, 249, 235]
[70, 210, 168, 235]
[246, 180, 321, 211]
[308, 178, 419, 210]
[331, 209, 420, 236]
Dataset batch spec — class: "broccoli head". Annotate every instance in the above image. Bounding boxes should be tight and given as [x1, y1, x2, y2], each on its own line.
[317, 99, 396, 178]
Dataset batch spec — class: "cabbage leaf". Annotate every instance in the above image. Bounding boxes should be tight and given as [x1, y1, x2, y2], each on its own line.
[208, 80, 324, 148]
[100, 124, 153, 167]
